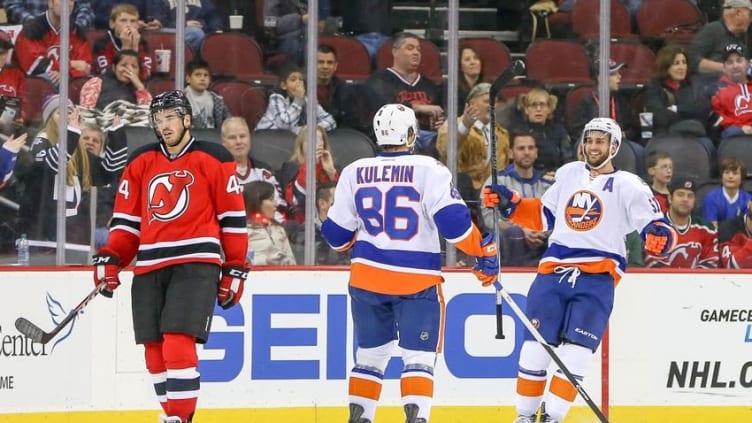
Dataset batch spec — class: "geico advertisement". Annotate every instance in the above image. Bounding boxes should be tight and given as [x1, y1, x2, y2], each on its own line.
[609, 272, 752, 406]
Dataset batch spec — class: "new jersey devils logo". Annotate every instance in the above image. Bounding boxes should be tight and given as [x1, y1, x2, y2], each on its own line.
[147, 170, 195, 222]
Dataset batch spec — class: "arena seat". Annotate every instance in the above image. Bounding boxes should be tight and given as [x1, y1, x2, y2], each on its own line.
[200, 33, 276, 85]
[211, 80, 268, 130]
[250, 129, 296, 172]
[525, 40, 593, 87]
[69, 76, 91, 105]
[564, 85, 595, 135]
[24, 77, 56, 124]
[145, 77, 176, 97]
[327, 128, 377, 169]
[143, 31, 194, 79]
[646, 135, 712, 181]
[636, 0, 703, 45]
[612, 139, 638, 175]
[319, 35, 372, 82]
[610, 41, 656, 88]
[718, 136, 752, 177]
[571, 0, 633, 39]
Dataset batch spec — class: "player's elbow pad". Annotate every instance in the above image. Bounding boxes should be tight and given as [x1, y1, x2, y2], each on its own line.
[321, 219, 356, 251]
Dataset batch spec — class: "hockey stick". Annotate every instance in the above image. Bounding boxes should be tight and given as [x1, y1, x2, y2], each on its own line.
[489, 59, 526, 339]
[15, 282, 106, 344]
[493, 281, 609, 423]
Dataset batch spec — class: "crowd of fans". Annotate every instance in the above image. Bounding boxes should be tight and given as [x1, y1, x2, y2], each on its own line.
[0, 0, 751, 269]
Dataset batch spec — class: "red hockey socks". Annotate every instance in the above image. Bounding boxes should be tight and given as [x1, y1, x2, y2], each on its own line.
[162, 332, 200, 422]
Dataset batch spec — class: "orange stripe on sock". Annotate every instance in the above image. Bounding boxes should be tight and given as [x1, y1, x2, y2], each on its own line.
[349, 377, 383, 400]
[550, 375, 578, 402]
[400, 376, 434, 397]
[516, 377, 547, 397]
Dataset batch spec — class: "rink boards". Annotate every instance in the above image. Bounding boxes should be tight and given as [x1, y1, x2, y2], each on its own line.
[0, 268, 750, 423]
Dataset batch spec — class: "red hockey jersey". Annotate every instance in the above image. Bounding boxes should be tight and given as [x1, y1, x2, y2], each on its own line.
[718, 215, 752, 268]
[0, 65, 26, 119]
[13, 16, 92, 78]
[92, 30, 153, 81]
[105, 138, 248, 274]
[645, 216, 719, 269]
[710, 75, 752, 129]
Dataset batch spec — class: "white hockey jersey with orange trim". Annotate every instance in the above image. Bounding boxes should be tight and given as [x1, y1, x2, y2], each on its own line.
[322, 151, 485, 295]
[511, 161, 663, 283]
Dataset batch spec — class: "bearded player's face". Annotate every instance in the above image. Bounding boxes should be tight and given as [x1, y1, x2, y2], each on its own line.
[582, 130, 611, 167]
[153, 109, 188, 147]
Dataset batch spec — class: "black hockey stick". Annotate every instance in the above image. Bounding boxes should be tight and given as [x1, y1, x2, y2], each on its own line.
[489, 59, 526, 339]
[494, 281, 610, 423]
[15, 282, 106, 344]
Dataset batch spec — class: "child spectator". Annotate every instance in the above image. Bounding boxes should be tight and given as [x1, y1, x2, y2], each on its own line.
[244, 180, 296, 266]
[183, 58, 231, 129]
[256, 64, 336, 135]
[279, 125, 339, 223]
[92, 3, 153, 82]
[14, 0, 93, 88]
[702, 158, 752, 228]
[646, 150, 673, 214]
[79, 49, 152, 110]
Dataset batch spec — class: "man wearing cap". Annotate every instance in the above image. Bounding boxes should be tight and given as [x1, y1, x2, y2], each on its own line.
[718, 203, 752, 268]
[710, 43, 752, 138]
[0, 30, 26, 124]
[645, 178, 719, 268]
[436, 82, 509, 194]
[688, 0, 752, 75]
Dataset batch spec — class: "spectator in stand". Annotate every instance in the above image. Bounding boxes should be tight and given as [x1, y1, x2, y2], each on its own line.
[79, 49, 151, 110]
[644, 44, 711, 136]
[702, 158, 752, 228]
[280, 125, 339, 223]
[244, 180, 296, 266]
[92, 0, 161, 30]
[183, 58, 231, 129]
[688, 0, 752, 77]
[5, 0, 94, 29]
[92, 3, 153, 82]
[220, 117, 287, 223]
[316, 44, 354, 128]
[0, 30, 27, 125]
[571, 58, 646, 175]
[148, 0, 225, 52]
[332, 0, 391, 63]
[457, 45, 485, 115]
[481, 131, 552, 266]
[718, 205, 752, 267]
[711, 43, 752, 139]
[256, 64, 336, 135]
[15, 95, 127, 244]
[436, 83, 509, 198]
[263, 0, 313, 67]
[363, 32, 444, 154]
[509, 87, 572, 175]
[0, 133, 28, 190]
[646, 150, 673, 213]
[289, 182, 350, 264]
[14, 0, 93, 88]
[645, 178, 719, 268]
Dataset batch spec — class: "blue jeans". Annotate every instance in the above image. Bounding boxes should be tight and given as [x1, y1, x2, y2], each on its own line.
[356, 32, 388, 66]
[185, 26, 206, 52]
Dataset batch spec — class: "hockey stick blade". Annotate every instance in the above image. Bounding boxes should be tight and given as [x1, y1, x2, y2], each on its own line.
[490, 59, 526, 97]
[15, 282, 105, 345]
[15, 317, 47, 343]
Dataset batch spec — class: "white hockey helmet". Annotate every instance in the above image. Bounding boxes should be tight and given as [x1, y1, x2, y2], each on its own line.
[581, 117, 622, 169]
[372, 104, 418, 148]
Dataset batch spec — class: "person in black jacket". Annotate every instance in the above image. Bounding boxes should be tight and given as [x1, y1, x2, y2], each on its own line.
[644, 44, 711, 135]
[316, 44, 355, 128]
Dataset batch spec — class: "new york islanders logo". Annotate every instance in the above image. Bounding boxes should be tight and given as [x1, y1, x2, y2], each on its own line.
[147, 170, 195, 222]
[564, 190, 604, 231]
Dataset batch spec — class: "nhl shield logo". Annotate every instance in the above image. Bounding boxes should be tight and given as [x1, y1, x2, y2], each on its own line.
[419, 330, 430, 341]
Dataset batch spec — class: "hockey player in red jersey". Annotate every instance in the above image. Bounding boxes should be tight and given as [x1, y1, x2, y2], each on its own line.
[484, 117, 677, 423]
[322, 104, 499, 423]
[92, 90, 248, 423]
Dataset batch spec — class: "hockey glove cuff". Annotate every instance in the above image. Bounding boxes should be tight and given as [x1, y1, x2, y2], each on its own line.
[93, 249, 121, 298]
[218, 264, 249, 309]
[472, 232, 500, 287]
[642, 220, 677, 256]
[482, 185, 521, 218]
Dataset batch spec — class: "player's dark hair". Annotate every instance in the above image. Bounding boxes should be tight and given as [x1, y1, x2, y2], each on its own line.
[646, 150, 672, 169]
[317, 44, 337, 59]
[244, 181, 276, 214]
[186, 58, 211, 76]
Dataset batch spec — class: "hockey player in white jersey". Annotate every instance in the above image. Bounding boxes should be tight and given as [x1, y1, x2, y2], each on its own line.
[483, 117, 676, 423]
[322, 104, 499, 423]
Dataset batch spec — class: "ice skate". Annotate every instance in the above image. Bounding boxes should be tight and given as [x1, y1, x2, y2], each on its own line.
[159, 415, 184, 423]
[511, 415, 536, 423]
[347, 403, 371, 423]
[539, 414, 559, 423]
[404, 403, 427, 423]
